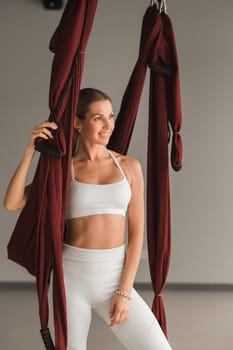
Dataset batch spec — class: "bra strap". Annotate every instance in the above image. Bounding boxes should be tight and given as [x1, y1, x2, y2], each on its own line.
[108, 150, 126, 179]
[70, 159, 75, 180]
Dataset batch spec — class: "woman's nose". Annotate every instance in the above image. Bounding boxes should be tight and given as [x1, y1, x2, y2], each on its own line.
[103, 119, 112, 129]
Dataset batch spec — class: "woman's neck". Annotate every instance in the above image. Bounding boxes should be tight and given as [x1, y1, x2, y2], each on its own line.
[75, 143, 109, 162]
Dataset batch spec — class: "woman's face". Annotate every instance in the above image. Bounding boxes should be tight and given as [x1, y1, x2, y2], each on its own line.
[75, 99, 115, 146]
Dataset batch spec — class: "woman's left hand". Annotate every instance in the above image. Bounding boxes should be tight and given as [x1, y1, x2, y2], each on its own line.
[109, 294, 131, 327]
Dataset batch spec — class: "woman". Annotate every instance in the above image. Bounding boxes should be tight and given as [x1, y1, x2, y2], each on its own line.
[4, 88, 172, 350]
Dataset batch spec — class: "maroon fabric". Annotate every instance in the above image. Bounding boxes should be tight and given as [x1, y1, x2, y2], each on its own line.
[147, 13, 182, 335]
[109, 7, 162, 153]
[147, 69, 171, 335]
[7, 1, 98, 349]
[109, 7, 183, 336]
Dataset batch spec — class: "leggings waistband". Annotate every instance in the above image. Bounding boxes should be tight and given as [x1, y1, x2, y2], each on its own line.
[62, 243, 126, 262]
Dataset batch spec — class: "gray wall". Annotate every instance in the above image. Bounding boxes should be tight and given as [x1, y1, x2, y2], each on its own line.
[1, 0, 233, 284]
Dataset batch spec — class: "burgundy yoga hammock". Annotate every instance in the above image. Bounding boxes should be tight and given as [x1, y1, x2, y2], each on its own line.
[7, 1, 182, 348]
[8, 1, 98, 349]
[109, 5, 182, 336]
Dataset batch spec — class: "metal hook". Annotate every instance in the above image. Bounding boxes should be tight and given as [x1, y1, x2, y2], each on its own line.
[162, 0, 168, 14]
[159, 0, 168, 14]
[150, 0, 167, 14]
[150, 0, 157, 7]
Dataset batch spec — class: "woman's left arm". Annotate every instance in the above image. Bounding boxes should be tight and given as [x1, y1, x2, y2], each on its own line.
[109, 157, 144, 327]
[118, 157, 144, 294]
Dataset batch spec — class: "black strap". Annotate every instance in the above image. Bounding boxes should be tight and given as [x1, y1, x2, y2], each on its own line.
[151, 63, 173, 76]
[40, 328, 55, 350]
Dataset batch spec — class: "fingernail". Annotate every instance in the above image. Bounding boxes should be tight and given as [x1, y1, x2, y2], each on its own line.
[53, 123, 58, 129]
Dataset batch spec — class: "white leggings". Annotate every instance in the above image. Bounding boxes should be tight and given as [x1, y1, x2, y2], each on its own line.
[62, 243, 172, 350]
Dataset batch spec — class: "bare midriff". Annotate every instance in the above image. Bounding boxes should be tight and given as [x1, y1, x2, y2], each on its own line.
[64, 214, 126, 249]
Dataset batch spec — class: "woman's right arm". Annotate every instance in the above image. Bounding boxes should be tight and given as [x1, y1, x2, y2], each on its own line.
[3, 121, 57, 211]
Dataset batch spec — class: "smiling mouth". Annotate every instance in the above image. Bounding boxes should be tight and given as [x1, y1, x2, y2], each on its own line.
[99, 133, 111, 137]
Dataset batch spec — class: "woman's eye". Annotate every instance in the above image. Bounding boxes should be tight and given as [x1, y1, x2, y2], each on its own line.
[94, 116, 102, 121]
[93, 114, 114, 121]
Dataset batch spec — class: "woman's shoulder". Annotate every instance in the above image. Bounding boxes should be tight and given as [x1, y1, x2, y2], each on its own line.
[109, 149, 143, 177]
[110, 149, 140, 164]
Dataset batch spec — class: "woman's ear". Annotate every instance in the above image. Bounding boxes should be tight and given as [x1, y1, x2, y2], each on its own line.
[74, 116, 81, 129]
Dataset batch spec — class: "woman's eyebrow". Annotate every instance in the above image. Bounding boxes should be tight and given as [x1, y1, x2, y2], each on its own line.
[91, 112, 114, 117]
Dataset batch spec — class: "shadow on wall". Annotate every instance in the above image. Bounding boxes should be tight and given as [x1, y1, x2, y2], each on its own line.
[25, 0, 64, 10]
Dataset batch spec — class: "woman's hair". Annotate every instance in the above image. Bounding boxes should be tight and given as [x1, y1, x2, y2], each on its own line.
[76, 88, 112, 120]
[73, 88, 112, 154]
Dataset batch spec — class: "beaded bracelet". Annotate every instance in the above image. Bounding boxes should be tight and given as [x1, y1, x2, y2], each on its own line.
[115, 290, 131, 300]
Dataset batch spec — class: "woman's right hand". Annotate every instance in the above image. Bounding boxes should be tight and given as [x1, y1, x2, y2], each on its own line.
[28, 121, 58, 152]
[4, 121, 57, 211]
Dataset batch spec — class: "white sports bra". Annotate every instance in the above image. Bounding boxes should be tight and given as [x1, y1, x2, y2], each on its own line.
[65, 150, 131, 220]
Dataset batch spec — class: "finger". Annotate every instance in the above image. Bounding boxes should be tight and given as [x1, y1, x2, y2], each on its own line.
[37, 121, 58, 130]
[33, 127, 54, 139]
[121, 315, 128, 322]
[40, 127, 54, 139]
[111, 315, 126, 327]
[109, 310, 114, 324]
[109, 316, 114, 327]
[118, 313, 126, 323]
[111, 312, 121, 327]
[109, 304, 116, 326]
[109, 300, 115, 319]
[110, 311, 119, 327]
[47, 121, 58, 129]
[110, 317, 117, 327]
[31, 131, 48, 140]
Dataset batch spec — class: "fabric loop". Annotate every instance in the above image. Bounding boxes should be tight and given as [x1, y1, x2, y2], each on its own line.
[171, 132, 182, 171]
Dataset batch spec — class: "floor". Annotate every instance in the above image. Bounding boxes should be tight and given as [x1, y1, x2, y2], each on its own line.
[1, 285, 233, 350]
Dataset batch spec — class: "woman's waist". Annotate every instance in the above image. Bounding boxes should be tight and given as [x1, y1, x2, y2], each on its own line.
[64, 215, 126, 249]
[63, 231, 125, 250]
[62, 242, 126, 262]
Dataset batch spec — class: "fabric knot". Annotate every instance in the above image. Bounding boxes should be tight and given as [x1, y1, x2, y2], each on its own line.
[171, 131, 182, 171]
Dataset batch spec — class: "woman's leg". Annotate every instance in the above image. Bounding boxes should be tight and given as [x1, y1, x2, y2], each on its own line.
[94, 288, 172, 350]
[62, 243, 126, 350]
[63, 256, 92, 350]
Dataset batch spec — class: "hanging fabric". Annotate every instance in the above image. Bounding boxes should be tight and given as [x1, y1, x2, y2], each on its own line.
[108, 7, 162, 153]
[109, 3, 182, 336]
[7, 1, 98, 349]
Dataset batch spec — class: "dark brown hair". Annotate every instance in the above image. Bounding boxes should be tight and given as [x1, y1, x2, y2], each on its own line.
[76, 88, 112, 120]
[73, 88, 112, 154]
